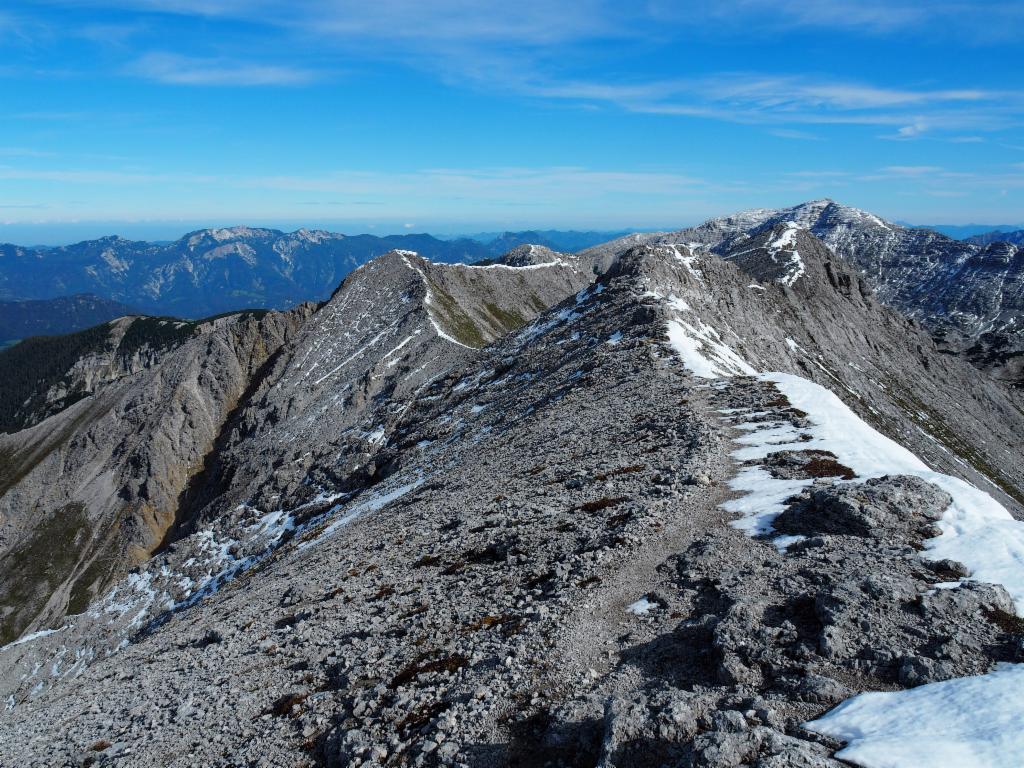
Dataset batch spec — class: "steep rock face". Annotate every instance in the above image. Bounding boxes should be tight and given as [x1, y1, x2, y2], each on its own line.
[580, 199, 1024, 385]
[0, 308, 309, 645]
[0, 311, 271, 433]
[1, 237, 1023, 766]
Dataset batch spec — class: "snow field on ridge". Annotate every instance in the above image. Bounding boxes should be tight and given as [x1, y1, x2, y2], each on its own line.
[660, 295, 1024, 768]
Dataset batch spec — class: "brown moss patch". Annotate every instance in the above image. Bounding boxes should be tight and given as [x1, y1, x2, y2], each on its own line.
[580, 496, 629, 513]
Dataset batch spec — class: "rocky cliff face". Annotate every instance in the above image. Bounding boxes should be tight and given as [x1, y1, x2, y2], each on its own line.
[0, 311, 272, 434]
[581, 199, 1024, 386]
[1, 237, 1023, 766]
[0, 308, 310, 645]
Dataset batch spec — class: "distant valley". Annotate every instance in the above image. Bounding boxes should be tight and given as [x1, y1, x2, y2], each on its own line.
[0, 294, 140, 346]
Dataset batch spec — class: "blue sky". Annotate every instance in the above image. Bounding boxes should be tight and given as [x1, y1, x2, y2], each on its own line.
[1, 1, 1023, 242]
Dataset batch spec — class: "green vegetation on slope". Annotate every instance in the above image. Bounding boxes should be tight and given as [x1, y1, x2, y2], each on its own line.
[0, 503, 90, 646]
[0, 323, 114, 434]
[427, 282, 487, 348]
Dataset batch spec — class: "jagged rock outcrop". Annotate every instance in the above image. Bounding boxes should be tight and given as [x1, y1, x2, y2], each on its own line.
[1, 234, 1023, 766]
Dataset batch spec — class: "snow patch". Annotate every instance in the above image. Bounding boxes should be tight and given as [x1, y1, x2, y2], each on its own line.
[766, 223, 806, 286]
[806, 663, 1024, 768]
[765, 371, 1024, 612]
[667, 244, 701, 276]
[627, 597, 655, 615]
[3, 627, 63, 649]
[298, 478, 425, 550]
[666, 317, 756, 379]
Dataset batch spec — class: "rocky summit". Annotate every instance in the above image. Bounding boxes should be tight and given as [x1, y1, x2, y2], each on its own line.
[2, 214, 1024, 768]
[583, 199, 1024, 386]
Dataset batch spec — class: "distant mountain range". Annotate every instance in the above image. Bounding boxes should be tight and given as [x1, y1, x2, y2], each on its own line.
[965, 229, 1024, 246]
[0, 229, 490, 318]
[900, 222, 1024, 239]
[0, 294, 139, 345]
[459, 229, 633, 252]
[0, 228, 625, 320]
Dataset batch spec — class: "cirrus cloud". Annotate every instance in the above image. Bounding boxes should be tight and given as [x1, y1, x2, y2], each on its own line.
[129, 52, 318, 85]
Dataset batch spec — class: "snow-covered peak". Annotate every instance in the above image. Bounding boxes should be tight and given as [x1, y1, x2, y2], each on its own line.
[291, 228, 344, 244]
[703, 199, 895, 237]
[184, 226, 277, 248]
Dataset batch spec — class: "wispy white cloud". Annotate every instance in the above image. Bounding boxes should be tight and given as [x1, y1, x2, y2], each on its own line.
[880, 165, 946, 176]
[233, 166, 710, 200]
[770, 129, 822, 140]
[852, 164, 1024, 194]
[6, 158, 1019, 220]
[0, 163, 747, 224]
[785, 170, 851, 178]
[129, 52, 318, 85]
[0, 147, 55, 157]
[0, 166, 214, 184]
[524, 74, 1022, 134]
[22, 1, 1024, 142]
[56, 0, 1024, 41]
[63, 1, 617, 42]
[671, 0, 1024, 41]
[0, 164, 708, 196]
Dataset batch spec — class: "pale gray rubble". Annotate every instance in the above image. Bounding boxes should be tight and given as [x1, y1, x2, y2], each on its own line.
[1, 236, 1023, 766]
[0, 247, 592, 699]
[580, 199, 1024, 386]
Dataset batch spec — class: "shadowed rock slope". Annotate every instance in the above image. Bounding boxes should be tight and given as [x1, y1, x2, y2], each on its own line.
[0, 309, 310, 646]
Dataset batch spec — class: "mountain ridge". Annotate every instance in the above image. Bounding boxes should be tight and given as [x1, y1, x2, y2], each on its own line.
[581, 198, 1024, 386]
[1, 232, 1023, 765]
[966, 228, 1024, 246]
[0, 228, 612, 320]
